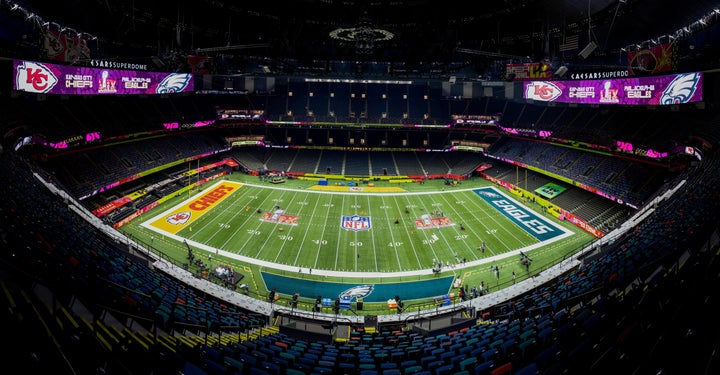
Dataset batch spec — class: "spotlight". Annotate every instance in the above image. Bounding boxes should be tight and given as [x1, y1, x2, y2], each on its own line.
[577, 42, 597, 59]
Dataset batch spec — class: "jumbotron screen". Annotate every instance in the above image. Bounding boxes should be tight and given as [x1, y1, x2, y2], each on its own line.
[12, 59, 194, 95]
[523, 72, 702, 105]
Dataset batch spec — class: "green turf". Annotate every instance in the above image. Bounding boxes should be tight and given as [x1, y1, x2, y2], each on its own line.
[122, 173, 595, 310]
[177, 186, 542, 272]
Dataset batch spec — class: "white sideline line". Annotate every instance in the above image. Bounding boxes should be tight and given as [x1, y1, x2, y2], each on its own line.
[140, 183, 574, 278]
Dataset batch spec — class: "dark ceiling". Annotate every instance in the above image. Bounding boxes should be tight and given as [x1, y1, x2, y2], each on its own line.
[2, 0, 720, 73]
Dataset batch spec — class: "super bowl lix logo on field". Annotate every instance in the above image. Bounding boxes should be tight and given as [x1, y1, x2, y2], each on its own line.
[341, 215, 371, 231]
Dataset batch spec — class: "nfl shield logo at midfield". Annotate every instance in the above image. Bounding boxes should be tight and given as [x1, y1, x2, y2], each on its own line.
[341, 215, 371, 232]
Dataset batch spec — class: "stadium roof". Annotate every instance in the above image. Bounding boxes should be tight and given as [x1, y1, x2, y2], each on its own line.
[2, 0, 720, 74]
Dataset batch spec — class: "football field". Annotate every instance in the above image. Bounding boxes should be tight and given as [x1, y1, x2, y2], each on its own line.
[140, 178, 579, 276]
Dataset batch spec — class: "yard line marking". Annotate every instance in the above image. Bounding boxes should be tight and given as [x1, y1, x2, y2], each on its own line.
[433, 190, 511, 265]
[378, 195, 403, 271]
[220, 192, 267, 247]
[408, 194, 444, 262]
[422, 196, 459, 271]
[326, 194, 348, 270]
[219, 185, 277, 254]
[315, 194, 339, 270]
[391, 195, 424, 268]
[200, 188, 255, 245]
[142, 181, 576, 277]
[290, 191, 315, 265]
[463, 191, 529, 253]
[251, 190, 288, 258]
[271, 190, 303, 263]
[435, 191, 485, 262]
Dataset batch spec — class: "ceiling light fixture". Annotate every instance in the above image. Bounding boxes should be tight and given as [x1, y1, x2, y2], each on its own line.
[329, 18, 394, 55]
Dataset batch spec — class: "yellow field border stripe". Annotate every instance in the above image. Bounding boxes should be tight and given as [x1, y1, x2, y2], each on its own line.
[308, 185, 406, 193]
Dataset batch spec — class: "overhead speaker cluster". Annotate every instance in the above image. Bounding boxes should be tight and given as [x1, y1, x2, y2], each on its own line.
[578, 42, 598, 59]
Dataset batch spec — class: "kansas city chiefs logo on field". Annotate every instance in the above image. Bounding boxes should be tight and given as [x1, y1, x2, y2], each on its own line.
[166, 211, 191, 225]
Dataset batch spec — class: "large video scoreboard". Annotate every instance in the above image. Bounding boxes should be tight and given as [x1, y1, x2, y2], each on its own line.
[523, 72, 702, 105]
[13, 59, 193, 95]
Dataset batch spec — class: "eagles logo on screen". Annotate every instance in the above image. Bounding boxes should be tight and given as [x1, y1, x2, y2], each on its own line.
[659, 72, 701, 105]
[156, 73, 192, 94]
[166, 211, 191, 225]
[339, 284, 375, 300]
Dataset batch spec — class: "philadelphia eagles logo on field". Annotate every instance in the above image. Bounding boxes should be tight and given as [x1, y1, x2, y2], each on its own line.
[476, 190, 501, 198]
[339, 284, 375, 300]
[166, 211, 191, 225]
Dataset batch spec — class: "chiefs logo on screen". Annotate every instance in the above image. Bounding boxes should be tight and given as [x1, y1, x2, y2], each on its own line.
[15, 61, 58, 94]
[525, 81, 562, 102]
[166, 211, 191, 225]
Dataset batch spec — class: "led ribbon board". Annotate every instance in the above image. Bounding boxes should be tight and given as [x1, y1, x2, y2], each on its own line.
[13, 59, 194, 95]
[524, 72, 702, 105]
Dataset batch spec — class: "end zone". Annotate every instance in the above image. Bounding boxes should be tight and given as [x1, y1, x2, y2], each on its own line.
[473, 186, 571, 241]
[142, 180, 243, 234]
